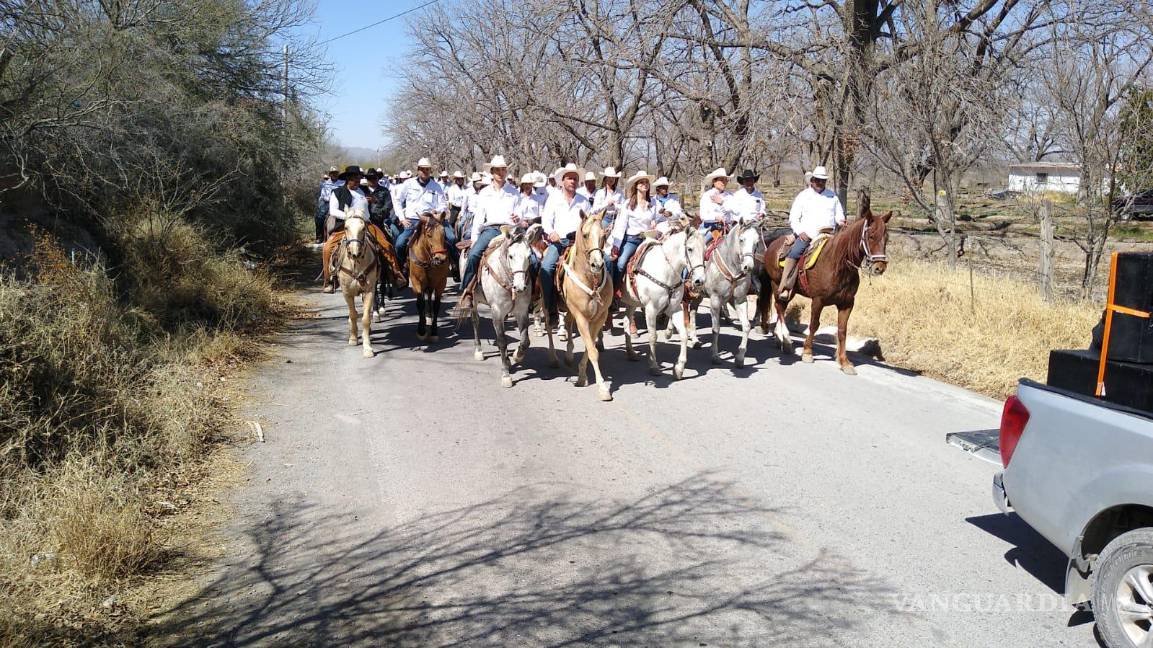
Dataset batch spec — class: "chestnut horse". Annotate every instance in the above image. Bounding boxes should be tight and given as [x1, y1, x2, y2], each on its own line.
[407, 212, 451, 343]
[756, 193, 891, 374]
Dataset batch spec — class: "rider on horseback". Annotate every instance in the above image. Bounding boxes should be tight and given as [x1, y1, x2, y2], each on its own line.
[698, 168, 736, 242]
[653, 177, 684, 220]
[779, 165, 845, 300]
[610, 171, 667, 296]
[540, 163, 592, 326]
[458, 156, 521, 310]
[323, 165, 394, 294]
[730, 169, 766, 224]
[395, 158, 455, 271]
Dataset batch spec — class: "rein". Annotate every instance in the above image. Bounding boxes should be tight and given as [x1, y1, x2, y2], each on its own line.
[410, 223, 448, 269]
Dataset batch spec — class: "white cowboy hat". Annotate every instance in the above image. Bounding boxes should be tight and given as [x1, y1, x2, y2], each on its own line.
[328, 166, 339, 173]
[811, 166, 830, 180]
[453, 170, 465, 179]
[469, 171, 483, 183]
[601, 166, 621, 178]
[702, 167, 729, 187]
[487, 155, 509, 170]
[519, 173, 536, 185]
[399, 170, 412, 179]
[416, 158, 432, 169]
[624, 170, 654, 195]
[653, 176, 671, 188]
[532, 171, 547, 188]
[583, 171, 597, 182]
[481, 171, 493, 183]
[553, 163, 586, 186]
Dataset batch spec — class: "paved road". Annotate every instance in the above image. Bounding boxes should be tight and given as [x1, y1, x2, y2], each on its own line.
[154, 282, 1102, 647]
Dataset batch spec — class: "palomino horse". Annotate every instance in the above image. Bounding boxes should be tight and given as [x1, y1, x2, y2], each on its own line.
[696, 220, 766, 368]
[334, 210, 380, 358]
[407, 212, 451, 343]
[468, 224, 544, 388]
[549, 211, 614, 401]
[620, 219, 706, 379]
[756, 193, 891, 374]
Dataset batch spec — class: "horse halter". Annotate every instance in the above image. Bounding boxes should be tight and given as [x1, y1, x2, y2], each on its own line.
[342, 216, 368, 256]
[411, 219, 449, 267]
[859, 220, 888, 267]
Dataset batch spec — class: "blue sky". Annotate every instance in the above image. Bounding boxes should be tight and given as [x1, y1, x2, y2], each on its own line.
[302, 1, 440, 151]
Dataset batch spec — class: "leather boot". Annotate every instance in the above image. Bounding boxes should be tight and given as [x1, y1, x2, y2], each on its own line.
[779, 258, 799, 300]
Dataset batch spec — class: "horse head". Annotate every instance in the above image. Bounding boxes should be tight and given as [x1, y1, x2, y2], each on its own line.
[420, 212, 448, 266]
[683, 225, 706, 288]
[344, 208, 368, 259]
[737, 222, 761, 274]
[861, 208, 892, 276]
[578, 210, 606, 272]
[503, 224, 541, 293]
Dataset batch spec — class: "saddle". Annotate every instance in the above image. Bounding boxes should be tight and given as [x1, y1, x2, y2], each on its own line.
[703, 224, 729, 262]
[624, 239, 657, 297]
[778, 232, 832, 271]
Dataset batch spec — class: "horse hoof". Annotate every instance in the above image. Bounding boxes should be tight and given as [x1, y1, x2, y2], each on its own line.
[597, 386, 612, 401]
[674, 365, 685, 380]
[841, 364, 858, 376]
[474, 350, 484, 361]
[648, 366, 662, 376]
[575, 378, 587, 388]
[514, 352, 526, 365]
[802, 353, 814, 364]
[362, 348, 374, 358]
[501, 375, 513, 388]
[348, 338, 358, 346]
[735, 354, 745, 368]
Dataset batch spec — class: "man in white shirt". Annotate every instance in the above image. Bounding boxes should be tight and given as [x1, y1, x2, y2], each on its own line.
[446, 170, 468, 233]
[322, 165, 370, 292]
[459, 156, 519, 304]
[730, 169, 766, 225]
[458, 172, 487, 245]
[652, 177, 684, 220]
[577, 171, 597, 200]
[315, 166, 341, 243]
[515, 173, 544, 224]
[395, 159, 453, 269]
[698, 168, 736, 240]
[780, 165, 845, 299]
[541, 163, 592, 322]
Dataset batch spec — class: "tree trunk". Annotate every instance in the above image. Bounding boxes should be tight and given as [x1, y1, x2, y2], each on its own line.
[1038, 200, 1055, 302]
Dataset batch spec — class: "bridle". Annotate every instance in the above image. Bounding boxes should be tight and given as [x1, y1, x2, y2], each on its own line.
[858, 219, 888, 268]
[336, 216, 378, 289]
[713, 224, 755, 289]
[410, 217, 449, 269]
[483, 237, 530, 294]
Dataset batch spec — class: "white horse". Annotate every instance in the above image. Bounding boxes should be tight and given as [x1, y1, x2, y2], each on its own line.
[698, 221, 767, 367]
[469, 224, 543, 388]
[334, 210, 380, 358]
[620, 221, 706, 379]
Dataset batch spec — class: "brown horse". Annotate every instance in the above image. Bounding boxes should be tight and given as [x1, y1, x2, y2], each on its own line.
[407, 213, 451, 342]
[548, 211, 614, 401]
[756, 193, 892, 374]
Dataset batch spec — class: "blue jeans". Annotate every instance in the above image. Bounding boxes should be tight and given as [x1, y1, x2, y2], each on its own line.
[614, 236, 643, 289]
[396, 221, 456, 266]
[460, 226, 502, 289]
[786, 236, 810, 260]
[541, 238, 573, 314]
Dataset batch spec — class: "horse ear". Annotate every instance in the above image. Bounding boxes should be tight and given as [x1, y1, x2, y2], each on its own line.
[882, 211, 893, 223]
[578, 209, 588, 221]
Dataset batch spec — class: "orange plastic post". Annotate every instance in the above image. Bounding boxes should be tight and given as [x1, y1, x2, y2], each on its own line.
[1096, 252, 1119, 397]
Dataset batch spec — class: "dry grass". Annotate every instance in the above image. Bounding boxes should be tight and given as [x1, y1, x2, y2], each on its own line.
[788, 258, 1100, 398]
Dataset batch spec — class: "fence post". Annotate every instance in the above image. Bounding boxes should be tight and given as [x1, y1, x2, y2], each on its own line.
[1039, 199, 1054, 301]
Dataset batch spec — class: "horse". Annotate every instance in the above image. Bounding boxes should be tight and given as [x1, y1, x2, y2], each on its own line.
[620, 219, 706, 379]
[407, 212, 451, 343]
[469, 224, 544, 388]
[548, 211, 614, 401]
[693, 220, 767, 368]
[755, 193, 891, 374]
[333, 210, 380, 358]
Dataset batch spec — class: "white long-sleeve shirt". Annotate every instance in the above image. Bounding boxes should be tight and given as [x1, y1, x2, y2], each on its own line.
[471, 182, 520, 240]
[653, 193, 684, 219]
[789, 187, 846, 239]
[611, 201, 667, 247]
[729, 187, 766, 224]
[446, 183, 468, 208]
[328, 187, 369, 220]
[514, 191, 543, 223]
[398, 177, 447, 222]
[542, 192, 592, 239]
[699, 188, 737, 225]
[592, 186, 623, 215]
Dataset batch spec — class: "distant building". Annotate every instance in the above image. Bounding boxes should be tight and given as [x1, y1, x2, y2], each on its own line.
[1007, 162, 1082, 194]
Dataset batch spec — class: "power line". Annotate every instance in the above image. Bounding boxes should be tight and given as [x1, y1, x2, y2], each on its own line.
[318, 0, 442, 45]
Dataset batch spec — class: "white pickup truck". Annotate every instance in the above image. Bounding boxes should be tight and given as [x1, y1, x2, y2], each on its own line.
[993, 378, 1153, 648]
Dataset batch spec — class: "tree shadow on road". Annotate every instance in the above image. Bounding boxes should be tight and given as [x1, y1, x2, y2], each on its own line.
[150, 475, 903, 647]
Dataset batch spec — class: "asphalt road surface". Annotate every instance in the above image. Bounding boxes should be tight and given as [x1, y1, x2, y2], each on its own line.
[154, 281, 1103, 648]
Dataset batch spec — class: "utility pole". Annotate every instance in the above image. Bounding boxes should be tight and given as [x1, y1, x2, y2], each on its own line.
[281, 44, 289, 209]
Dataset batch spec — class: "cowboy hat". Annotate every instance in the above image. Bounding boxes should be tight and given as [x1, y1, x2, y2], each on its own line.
[653, 176, 671, 188]
[338, 165, 364, 181]
[736, 169, 760, 182]
[601, 166, 621, 178]
[519, 173, 536, 185]
[583, 171, 597, 182]
[702, 167, 729, 186]
[487, 155, 509, 170]
[553, 163, 586, 186]
[811, 166, 830, 180]
[624, 171, 654, 195]
[327, 166, 339, 173]
[438, 170, 448, 176]
[453, 170, 465, 179]
[533, 171, 547, 188]
[416, 158, 432, 169]
[399, 170, 412, 179]
[469, 171, 484, 184]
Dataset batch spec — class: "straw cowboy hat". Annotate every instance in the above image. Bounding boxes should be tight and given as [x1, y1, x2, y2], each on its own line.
[399, 170, 412, 179]
[653, 176, 671, 188]
[601, 166, 621, 179]
[338, 165, 365, 181]
[487, 155, 509, 170]
[328, 166, 339, 174]
[553, 163, 586, 185]
[532, 171, 547, 188]
[416, 158, 432, 169]
[810, 165, 830, 180]
[702, 167, 729, 187]
[453, 170, 465, 179]
[624, 171, 654, 195]
[583, 171, 597, 182]
[469, 171, 484, 184]
[519, 173, 536, 185]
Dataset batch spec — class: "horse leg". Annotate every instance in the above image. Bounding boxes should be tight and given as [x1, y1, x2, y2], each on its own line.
[773, 298, 793, 355]
[803, 297, 822, 363]
[345, 289, 359, 346]
[514, 300, 531, 365]
[576, 316, 611, 401]
[415, 293, 427, 340]
[429, 292, 441, 342]
[564, 313, 576, 369]
[709, 294, 724, 365]
[471, 299, 484, 361]
[757, 279, 773, 334]
[624, 305, 639, 361]
[687, 297, 702, 348]
[645, 303, 661, 376]
[837, 301, 857, 375]
[360, 287, 375, 358]
[546, 311, 559, 368]
[735, 294, 750, 368]
[671, 299, 689, 380]
[494, 308, 513, 388]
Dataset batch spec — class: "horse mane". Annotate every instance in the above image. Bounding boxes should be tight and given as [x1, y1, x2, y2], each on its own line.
[830, 212, 867, 269]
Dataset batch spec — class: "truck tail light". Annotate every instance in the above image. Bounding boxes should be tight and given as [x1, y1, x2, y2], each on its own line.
[999, 395, 1030, 468]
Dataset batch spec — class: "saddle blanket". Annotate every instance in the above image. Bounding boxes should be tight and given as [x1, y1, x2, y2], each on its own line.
[779, 234, 831, 271]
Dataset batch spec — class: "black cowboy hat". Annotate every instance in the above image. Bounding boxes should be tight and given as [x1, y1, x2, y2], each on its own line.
[736, 169, 760, 182]
[338, 165, 364, 181]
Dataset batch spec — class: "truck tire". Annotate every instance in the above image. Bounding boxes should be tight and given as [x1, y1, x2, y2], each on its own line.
[1093, 528, 1153, 648]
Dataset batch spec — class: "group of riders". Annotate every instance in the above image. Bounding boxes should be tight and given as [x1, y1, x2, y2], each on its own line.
[314, 156, 846, 321]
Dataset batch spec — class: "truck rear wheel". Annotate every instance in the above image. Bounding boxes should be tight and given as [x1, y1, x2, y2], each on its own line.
[1093, 528, 1153, 648]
